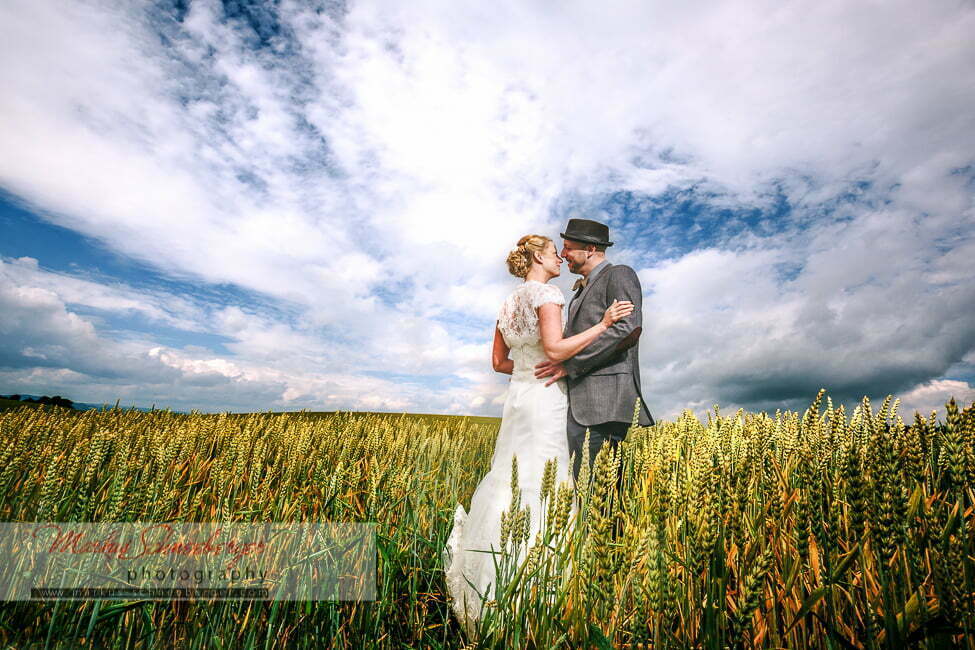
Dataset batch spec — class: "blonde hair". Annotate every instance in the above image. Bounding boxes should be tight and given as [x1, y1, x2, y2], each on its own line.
[506, 234, 552, 278]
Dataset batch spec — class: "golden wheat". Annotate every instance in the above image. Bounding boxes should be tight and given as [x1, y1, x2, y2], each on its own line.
[0, 393, 973, 648]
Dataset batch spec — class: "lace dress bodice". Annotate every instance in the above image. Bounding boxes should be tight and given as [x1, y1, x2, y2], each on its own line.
[497, 281, 565, 378]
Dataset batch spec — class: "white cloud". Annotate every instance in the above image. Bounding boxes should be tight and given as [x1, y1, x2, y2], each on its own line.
[898, 380, 975, 420]
[0, 260, 493, 413]
[0, 0, 973, 418]
[0, 272, 177, 382]
[636, 195, 975, 421]
[1, 257, 204, 331]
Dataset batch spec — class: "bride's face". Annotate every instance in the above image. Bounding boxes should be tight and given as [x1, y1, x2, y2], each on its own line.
[536, 241, 562, 277]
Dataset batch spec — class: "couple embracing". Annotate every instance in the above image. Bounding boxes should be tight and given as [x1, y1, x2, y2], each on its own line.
[442, 218, 655, 635]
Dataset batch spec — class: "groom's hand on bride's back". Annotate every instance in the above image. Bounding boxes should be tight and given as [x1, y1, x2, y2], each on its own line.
[534, 359, 567, 386]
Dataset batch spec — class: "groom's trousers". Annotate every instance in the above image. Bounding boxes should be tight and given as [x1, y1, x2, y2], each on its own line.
[567, 412, 629, 487]
[568, 412, 628, 540]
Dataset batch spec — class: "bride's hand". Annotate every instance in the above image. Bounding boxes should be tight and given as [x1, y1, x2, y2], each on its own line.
[602, 299, 634, 326]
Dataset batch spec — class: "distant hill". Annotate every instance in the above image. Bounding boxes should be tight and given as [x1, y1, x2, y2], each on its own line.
[0, 397, 41, 411]
[1, 395, 488, 419]
[0, 393, 76, 409]
[0, 394, 164, 413]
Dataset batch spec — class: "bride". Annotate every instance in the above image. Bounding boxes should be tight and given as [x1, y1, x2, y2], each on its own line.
[441, 234, 633, 636]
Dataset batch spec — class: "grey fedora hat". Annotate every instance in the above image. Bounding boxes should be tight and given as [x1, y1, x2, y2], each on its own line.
[560, 218, 614, 247]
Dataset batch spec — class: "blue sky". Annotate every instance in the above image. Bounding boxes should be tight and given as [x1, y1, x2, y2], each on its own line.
[1, 0, 973, 419]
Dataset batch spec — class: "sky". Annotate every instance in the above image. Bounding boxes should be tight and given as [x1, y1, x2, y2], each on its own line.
[1, 0, 973, 421]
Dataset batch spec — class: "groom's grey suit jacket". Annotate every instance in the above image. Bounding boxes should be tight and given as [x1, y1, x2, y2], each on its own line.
[562, 261, 654, 428]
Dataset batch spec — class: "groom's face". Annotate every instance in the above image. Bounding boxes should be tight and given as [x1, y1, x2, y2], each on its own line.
[560, 239, 593, 274]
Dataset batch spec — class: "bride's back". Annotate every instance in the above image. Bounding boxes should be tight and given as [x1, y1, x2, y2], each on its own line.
[497, 281, 564, 378]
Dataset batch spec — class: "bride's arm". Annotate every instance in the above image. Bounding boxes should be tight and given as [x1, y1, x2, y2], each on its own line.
[492, 325, 513, 374]
[537, 301, 633, 363]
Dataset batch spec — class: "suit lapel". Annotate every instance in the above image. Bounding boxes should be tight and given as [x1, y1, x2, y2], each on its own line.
[567, 287, 584, 328]
[566, 288, 582, 327]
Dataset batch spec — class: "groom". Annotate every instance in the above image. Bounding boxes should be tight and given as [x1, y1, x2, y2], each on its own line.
[535, 218, 654, 483]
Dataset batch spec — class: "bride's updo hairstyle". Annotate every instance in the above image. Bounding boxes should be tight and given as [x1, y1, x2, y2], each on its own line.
[506, 234, 552, 278]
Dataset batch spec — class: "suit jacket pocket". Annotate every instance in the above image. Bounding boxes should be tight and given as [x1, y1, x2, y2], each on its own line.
[588, 363, 628, 376]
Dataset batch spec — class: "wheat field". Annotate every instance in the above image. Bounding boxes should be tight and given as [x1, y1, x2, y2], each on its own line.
[0, 390, 972, 648]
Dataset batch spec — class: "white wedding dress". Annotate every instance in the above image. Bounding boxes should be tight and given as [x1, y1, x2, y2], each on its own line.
[442, 280, 573, 636]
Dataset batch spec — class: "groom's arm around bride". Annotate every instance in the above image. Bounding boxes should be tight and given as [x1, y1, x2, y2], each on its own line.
[562, 264, 643, 379]
[545, 262, 652, 427]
